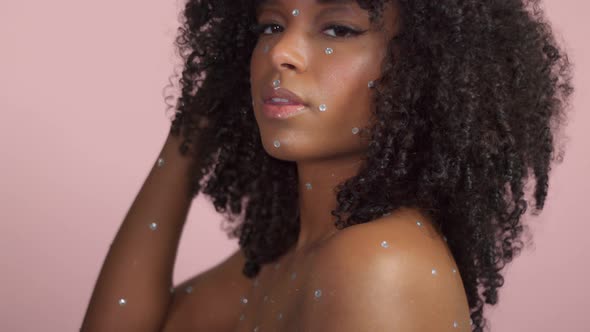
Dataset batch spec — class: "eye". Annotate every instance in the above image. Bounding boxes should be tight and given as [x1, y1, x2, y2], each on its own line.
[323, 24, 364, 38]
[251, 23, 364, 39]
[251, 23, 283, 36]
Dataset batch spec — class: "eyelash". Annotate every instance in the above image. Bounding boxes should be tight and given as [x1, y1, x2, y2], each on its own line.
[251, 23, 365, 39]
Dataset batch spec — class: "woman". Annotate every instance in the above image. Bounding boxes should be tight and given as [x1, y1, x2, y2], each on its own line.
[81, 0, 573, 331]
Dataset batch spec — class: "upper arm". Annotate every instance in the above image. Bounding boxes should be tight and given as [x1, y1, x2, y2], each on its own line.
[299, 216, 472, 331]
[161, 248, 252, 332]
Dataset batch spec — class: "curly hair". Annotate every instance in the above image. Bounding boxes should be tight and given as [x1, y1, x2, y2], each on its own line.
[164, 0, 573, 331]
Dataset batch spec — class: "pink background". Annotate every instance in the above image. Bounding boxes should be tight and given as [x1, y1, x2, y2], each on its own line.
[1, 0, 588, 331]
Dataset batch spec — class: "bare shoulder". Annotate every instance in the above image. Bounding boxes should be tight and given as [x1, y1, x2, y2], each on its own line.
[161, 248, 252, 332]
[299, 208, 472, 331]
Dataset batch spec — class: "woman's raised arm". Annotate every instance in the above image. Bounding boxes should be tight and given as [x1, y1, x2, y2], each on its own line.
[80, 130, 197, 332]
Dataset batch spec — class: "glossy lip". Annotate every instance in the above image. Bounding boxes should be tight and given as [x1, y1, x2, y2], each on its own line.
[262, 103, 308, 119]
[261, 84, 309, 119]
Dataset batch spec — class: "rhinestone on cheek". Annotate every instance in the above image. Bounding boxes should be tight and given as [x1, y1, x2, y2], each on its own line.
[452, 268, 457, 273]
[241, 296, 249, 304]
[352, 127, 360, 135]
[325, 47, 334, 55]
[157, 157, 165, 167]
[292, 9, 300, 16]
[149, 222, 158, 231]
[319, 104, 327, 112]
[305, 183, 312, 190]
[368, 80, 375, 88]
[118, 298, 127, 306]
[453, 321, 459, 328]
[432, 268, 437, 275]
[273, 140, 281, 148]
[273, 79, 281, 88]
[416, 220, 423, 227]
[381, 240, 389, 248]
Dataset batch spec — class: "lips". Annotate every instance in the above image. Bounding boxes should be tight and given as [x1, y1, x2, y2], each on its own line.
[262, 84, 307, 106]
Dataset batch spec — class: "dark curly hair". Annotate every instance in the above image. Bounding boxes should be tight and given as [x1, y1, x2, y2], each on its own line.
[163, 0, 573, 331]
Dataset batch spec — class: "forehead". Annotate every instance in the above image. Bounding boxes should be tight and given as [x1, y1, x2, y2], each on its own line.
[255, 0, 361, 12]
[255, 0, 373, 20]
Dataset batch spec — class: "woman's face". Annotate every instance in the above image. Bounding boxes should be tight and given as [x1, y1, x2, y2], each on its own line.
[250, 0, 399, 161]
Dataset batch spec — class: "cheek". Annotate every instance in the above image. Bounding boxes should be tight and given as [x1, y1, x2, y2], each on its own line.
[317, 55, 379, 124]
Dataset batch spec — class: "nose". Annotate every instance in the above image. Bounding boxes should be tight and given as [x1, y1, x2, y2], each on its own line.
[268, 25, 307, 73]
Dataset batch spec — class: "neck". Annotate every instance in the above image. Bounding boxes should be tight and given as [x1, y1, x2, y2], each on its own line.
[293, 154, 364, 254]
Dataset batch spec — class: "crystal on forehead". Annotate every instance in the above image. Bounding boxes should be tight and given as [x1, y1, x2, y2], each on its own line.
[305, 183, 312, 190]
[352, 127, 360, 135]
[118, 298, 127, 306]
[157, 157, 165, 167]
[381, 240, 389, 248]
[292, 9, 300, 16]
[368, 80, 376, 88]
[325, 47, 334, 55]
[319, 104, 327, 112]
[273, 140, 281, 148]
[149, 222, 158, 231]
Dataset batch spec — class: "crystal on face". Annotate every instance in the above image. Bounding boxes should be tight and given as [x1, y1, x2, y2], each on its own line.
[273, 140, 281, 148]
[157, 157, 165, 167]
[319, 104, 327, 112]
[381, 240, 389, 248]
[292, 9, 300, 16]
[241, 296, 249, 304]
[273, 79, 281, 88]
[314, 289, 322, 299]
[325, 47, 333, 55]
[352, 127, 360, 135]
[452, 268, 457, 273]
[443, 235, 448, 242]
[278, 312, 284, 320]
[416, 221, 423, 227]
[453, 321, 459, 328]
[149, 222, 158, 231]
[254, 327, 259, 332]
[432, 268, 437, 275]
[118, 298, 127, 306]
[305, 183, 312, 190]
[368, 80, 375, 88]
